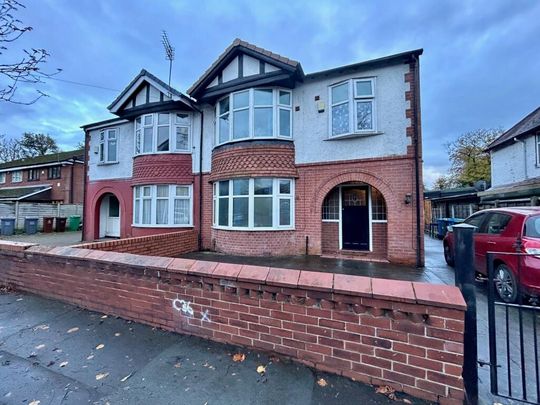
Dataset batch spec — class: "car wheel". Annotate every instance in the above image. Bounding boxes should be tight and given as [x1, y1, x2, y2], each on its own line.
[494, 264, 518, 303]
[443, 242, 454, 267]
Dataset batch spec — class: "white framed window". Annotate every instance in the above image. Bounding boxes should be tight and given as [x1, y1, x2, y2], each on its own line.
[329, 78, 376, 137]
[213, 178, 294, 230]
[536, 134, 540, 166]
[99, 128, 118, 163]
[322, 186, 386, 222]
[12, 170, 22, 183]
[216, 88, 292, 146]
[135, 112, 191, 155]
[133, 184, 192, 227]
[371, 187, 387, 222]
[0, 173, 5, 184]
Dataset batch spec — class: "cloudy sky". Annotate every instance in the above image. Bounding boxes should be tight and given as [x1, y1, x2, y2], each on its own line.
[2, 0, 540, 187]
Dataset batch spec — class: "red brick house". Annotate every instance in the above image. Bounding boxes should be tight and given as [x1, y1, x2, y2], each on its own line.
[0, 150, 85, 204]
[82, 39, 424, 266]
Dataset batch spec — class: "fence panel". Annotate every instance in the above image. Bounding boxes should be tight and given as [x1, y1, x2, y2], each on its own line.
[0, 202, 83, 230]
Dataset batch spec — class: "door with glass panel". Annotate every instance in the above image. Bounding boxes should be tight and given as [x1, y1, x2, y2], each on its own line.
[341, 187, 369, 250]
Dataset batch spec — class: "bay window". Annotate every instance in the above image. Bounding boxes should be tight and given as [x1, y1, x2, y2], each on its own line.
[135, 112, 191, 155]
[216, 88, 292, 145]
[133, 184, 192, 227]
[99, 128, 118, 163]
[213, 178, 294, 230]
[329, 78, 376, 137]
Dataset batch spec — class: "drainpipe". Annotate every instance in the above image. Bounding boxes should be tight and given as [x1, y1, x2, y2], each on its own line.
[69, 158, 75, 204]
[81, 130, 89, 242]
[513, 137, 528, 179]
[412, 54, 423, 268]
[198, 110, 204, 251]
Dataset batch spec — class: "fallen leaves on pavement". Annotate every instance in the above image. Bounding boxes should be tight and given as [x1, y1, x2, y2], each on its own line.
[33, 324, 49, 331]
[317, 378, 328, 387]
[28, 401, 40, 405]
[95, 344, 105, 350]
[120, 372, 133, 382]
[67, 327, 79, 333]
[232, 353, 246, 362]
[96, 372, 109, 380]
[87, 355, 94, 360]
[35, 344, 45, 350]
[59, 361, 68, 368]
[256, 365, 266, 375]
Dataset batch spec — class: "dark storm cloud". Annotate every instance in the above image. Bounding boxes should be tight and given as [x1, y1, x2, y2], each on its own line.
[1, 0, 539, 186]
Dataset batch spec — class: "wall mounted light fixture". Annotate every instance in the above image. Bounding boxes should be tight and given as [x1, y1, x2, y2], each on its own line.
[405, 193, 412, 205]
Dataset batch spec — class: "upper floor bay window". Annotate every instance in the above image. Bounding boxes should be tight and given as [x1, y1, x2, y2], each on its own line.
[536, 133, 540, 166]
[329, 78, 376, 137]
[216, 88, 292, 146]
[0, 173, 5, 184]
[135, 112, 191, 155]
[213, 178, 294, 230]
[133, 184, 192, 227]
[99, 128, 118, 163]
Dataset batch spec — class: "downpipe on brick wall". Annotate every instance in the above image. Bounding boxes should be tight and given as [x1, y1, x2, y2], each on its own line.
[413, 54, 423, 268]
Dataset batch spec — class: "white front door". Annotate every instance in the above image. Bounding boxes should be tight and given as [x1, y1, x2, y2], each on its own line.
[105, 195, 120, 237]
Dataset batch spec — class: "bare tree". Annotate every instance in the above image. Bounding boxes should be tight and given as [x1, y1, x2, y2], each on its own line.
[0, 0, 61, 104]
[0, 134, 22, 162]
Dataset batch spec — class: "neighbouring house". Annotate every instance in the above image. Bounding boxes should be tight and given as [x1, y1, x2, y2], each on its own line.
[0, 149, 85, 204]
[424, 182, 487, 224]
[480, 106, 540, 207]
[82, 39, 424, 266]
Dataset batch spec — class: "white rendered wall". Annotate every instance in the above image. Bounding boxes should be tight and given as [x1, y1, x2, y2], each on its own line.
[491, 134, 540, 186]
[88, 122, 134, 180]
[293, 63, 411, 164]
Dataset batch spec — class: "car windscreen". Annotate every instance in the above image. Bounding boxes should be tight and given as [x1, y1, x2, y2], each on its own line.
[524, 215, 540, 238]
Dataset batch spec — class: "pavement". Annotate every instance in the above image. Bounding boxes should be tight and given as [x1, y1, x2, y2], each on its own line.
[0, 292, 428, 405]
[0, 231, 82, 247]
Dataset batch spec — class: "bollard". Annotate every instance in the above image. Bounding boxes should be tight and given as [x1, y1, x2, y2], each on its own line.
[453, 223, 478, 405]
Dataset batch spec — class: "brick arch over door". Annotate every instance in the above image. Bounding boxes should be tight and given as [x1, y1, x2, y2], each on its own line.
[309, 170, 406, 262]
[90, 186, 128, 240]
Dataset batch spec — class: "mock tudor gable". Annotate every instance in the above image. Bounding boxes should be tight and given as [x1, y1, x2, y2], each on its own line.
[188, 38, 304, 102]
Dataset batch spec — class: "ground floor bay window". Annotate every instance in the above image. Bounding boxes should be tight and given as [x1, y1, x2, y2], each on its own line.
[133, 184, 192, 227]
[213, 178, 294, 230]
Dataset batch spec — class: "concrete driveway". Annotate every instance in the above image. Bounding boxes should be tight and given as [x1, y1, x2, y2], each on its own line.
[0, 231, 82, 247]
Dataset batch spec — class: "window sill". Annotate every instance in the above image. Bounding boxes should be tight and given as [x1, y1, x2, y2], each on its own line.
[97, 161, 119, 166]
[214, 137, 293, 149]
[213, 226, 295, 232]
[132, 224, 193, 228]
[326, 131, 383, 141]
[134, 151, 192, 157]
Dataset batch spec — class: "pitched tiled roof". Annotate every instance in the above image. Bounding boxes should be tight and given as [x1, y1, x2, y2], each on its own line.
[187, 38, 301, 96]
[107, 69, 192, 112]
[487, 106, 540, 150]
[0, 185, 51, 201]
[0, 149, 84, 171]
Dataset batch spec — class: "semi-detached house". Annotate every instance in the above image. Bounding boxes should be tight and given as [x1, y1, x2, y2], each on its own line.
[82, 39, 424, 266]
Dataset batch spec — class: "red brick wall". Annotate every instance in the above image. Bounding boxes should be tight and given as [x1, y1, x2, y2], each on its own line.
[209, 142, 297, 182]
[321, 222, 339, 253]
[132, 154, 193, 185]
[212, 229, 301, 256]
[75, 229, 198, 257]
[0, 242, 465, 404]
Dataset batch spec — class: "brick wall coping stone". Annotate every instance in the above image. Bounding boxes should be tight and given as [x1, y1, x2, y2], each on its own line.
[11, 242, 466, 311]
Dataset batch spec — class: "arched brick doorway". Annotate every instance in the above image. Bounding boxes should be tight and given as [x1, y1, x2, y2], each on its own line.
[321, 182, 388, 260]
[93, 191, 122, 239]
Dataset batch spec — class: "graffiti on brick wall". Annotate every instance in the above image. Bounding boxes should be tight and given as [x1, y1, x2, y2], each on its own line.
[172, 298, 211, 322]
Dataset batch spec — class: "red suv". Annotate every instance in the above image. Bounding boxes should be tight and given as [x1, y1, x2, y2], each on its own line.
[443, 207, 540, 303]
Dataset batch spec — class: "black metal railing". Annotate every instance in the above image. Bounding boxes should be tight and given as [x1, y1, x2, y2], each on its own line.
[487, 251, 540, 404]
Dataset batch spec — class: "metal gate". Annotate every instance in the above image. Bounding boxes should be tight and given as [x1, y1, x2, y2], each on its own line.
[487, 252, 540, 404]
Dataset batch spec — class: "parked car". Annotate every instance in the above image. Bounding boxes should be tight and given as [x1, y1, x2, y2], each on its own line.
[443, 207, 540, 303]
